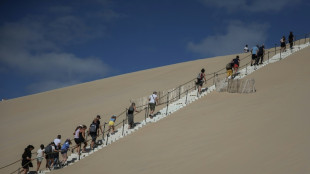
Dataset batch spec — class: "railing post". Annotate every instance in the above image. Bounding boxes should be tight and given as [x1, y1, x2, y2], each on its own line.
[125, 108, 128, 124]
[280, 50, 282, 60]
[305, 34, 307, 44]
[105, 132, 109, 145]
[102, 122, 106, 140]
[166, 92, 170, 115]
[144, 107, 147, 122]
[275, 44, 277, 54]
[78, 143, 81, 160]
[185, 90, 188, 104]
[122, 119, 125, 136]
[213, 72, 215, 85]
[268, 51, 270, 63]
[178, 86, 181, 99]
[245, 63, 248, 75]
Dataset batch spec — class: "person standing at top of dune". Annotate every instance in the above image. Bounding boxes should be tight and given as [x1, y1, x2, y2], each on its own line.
[288, 32, 294, 49]
[257, 44, 265, 65]
[251, 45, 259, 66]
[148, 91, 159, 118]
[280, 36, 286, 52]
[244, 44, 249, 53]
[196, 68, 206, 95]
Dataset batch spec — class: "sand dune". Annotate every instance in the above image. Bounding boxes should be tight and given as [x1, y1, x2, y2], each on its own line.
[0, 50, 244, 173]
[52, 46, 310, 174]
[1, 44, 309, 174]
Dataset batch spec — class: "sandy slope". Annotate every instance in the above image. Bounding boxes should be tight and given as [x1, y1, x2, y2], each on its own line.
[51, 46, 310, 174]
[0, 51, 243, 173]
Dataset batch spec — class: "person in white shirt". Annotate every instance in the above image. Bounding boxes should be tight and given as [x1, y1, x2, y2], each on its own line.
[36, 144, 45, 173]
[244, 44, 249, 53]
[148, 91, 159, 118]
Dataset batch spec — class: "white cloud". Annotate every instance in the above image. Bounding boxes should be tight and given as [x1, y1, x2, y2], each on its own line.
[187, 21, 269, 56]
[199, 0, 301, 12]
[0, 1, 121, 94]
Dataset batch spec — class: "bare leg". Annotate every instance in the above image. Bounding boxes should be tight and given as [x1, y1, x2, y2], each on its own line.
[37, 161, 41, 172]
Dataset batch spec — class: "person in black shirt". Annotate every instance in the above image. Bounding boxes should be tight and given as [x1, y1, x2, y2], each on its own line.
[127, 103, 140, 129]
[21, 145, 34, 174]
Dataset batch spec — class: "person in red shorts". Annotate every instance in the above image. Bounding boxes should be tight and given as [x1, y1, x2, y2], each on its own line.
[232, 55, 240, 76]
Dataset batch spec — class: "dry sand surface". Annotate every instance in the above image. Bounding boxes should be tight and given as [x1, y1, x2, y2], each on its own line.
[1, 46, 309, 174]
[52, 46, 310, 174]
[0, 52, 243, 173]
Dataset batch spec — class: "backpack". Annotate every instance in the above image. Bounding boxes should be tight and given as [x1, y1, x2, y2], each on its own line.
[89, 123, 97, 133]
[197, 73, 203, 80]
[226, 63, 232, 70]
[45, 144, 52, 154]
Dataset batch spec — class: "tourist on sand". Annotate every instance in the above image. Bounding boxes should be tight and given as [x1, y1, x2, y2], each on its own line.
[251, 45, 259, 66]
[60, 139, 71, 166]
[21, 145, 34, 174]
[257, 44, 265, 65]
[79, 125, 88, 153]
[36, 144, 45, 173]
[288, 32, 294, 49]
[226, 60, 234, 80]
[196, 68, 206, 94]
[73, 125, 82, 154]
[280, 36, 286, 52]
[127, 102, 140, 129]
[45, 142, 55, 169]
[244, 44, 249, 53]
[148, 91, 159, 118]
[53, 135, 61, 167]
[232, 56, 240, 76]
[89, 118, 100, 150]
[109, 115, 117, 134]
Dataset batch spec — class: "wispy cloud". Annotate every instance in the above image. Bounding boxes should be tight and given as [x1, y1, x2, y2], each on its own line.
[199, 0, 301, 13]
[0, 0, 121, 95]
[187, 21, 269, 56]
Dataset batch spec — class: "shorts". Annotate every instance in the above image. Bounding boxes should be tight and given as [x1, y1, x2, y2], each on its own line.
[74, 138, 81, 145]
[109, 121, 115, 126]
[234, 64, 239, 68]
[227, 69, 233, 77]
[149, 103, 156, 111]
[61, 149, 68, 154]
[281, 42, 285, 47]
[37, 157, 44, 162]
[90, 134, 97, 142]
[196, 80, 204, 87]
[252, 54, 257, 60]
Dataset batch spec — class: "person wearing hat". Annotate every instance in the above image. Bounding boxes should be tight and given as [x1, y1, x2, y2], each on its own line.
[21, 145, 34, 174]
[148, 91, 159, 118]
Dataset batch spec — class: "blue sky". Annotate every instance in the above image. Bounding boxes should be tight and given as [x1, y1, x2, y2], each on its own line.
[0, 0, 309, 99]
